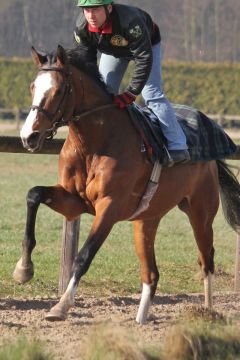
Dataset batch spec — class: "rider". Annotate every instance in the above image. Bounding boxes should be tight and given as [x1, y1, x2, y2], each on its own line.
[74, 0, 190, 164]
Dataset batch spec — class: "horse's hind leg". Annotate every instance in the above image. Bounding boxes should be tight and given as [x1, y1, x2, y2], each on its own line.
[133, 217, 160, 324]
[179, 185, 219, 309]
[13, 185, 85, 284]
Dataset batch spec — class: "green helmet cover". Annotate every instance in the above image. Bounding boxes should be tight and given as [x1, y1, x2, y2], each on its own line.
[76, 0, 113, 7]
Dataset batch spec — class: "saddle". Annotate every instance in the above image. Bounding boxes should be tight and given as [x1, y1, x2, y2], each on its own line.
[127, 103, 237, 164]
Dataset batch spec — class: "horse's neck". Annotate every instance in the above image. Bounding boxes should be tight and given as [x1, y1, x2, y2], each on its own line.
[67, 67, 138, 159]
[71, 67, 111, 114]
[67, 67, 115, 155]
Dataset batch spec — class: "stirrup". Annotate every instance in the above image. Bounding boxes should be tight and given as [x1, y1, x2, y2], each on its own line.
[163, 145, 174, 167]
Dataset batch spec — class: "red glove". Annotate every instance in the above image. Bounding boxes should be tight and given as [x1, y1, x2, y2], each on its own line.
[113, 91, 136, 109]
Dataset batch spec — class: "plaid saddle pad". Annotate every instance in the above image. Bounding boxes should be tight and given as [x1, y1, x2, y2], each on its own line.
[129, 103, 237, 163]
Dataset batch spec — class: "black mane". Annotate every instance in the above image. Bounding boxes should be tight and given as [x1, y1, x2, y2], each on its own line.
[39, 47, 110, 94]
[66, 47, 109, 93]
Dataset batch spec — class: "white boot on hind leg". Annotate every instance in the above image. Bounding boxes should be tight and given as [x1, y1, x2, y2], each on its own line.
[136, 283, 151, 325]
[204, 273, 213, 309]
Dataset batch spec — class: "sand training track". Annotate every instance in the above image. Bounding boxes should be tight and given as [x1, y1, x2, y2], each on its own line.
[0, 292, 240, 359]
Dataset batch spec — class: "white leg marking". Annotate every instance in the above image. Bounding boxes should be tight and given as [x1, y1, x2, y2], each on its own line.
[204, 273, 213, 309]
[45, 276, 77, 321]
[63, 275, 77, 305]
[136, 283, 151, 325]
[21, 72, 54, 139]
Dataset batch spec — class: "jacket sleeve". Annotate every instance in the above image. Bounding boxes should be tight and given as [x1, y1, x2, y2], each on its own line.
[125, 19, 153, 96]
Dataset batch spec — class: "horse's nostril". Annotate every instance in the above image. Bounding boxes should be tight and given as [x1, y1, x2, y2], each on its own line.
[26, 132, 41, 148]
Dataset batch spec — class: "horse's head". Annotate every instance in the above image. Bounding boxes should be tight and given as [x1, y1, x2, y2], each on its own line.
[21, 45, 73, 152]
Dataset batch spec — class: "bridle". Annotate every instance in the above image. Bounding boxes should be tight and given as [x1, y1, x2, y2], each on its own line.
[31, 65, 117, 140]
[30, 66, 73, 139]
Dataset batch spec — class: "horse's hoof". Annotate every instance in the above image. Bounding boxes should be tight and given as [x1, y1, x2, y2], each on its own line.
[45, 308, 67, 322]
[13, 258, 34, 284]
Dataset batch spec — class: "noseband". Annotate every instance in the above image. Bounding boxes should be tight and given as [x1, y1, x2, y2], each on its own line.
[30, 66, 72, 139]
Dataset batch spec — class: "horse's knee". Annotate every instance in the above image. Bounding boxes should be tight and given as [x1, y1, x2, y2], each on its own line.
[26, 186, 44, 207]
[27, 186, 44, 205]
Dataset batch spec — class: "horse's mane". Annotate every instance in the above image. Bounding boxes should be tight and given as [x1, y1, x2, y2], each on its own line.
[39, 47, 110, 94]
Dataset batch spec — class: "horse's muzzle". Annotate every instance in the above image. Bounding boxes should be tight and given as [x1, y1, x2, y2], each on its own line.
[22, 132, 42, 152]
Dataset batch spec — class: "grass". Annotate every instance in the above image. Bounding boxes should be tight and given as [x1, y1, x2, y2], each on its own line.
[81, 322, 147, 360]
[163, 307, 240, 360]
[71, 313, 240, 360]
[0, 126, 238, 298]
[0, 338, 53, 360]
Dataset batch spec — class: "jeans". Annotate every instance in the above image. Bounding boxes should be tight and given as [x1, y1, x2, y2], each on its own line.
[99, 43, 187, 150]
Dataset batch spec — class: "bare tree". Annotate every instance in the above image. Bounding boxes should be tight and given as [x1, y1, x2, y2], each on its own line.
[1, 0, 240, 61]
[214, 0, 221, 62]
[23, 0, 33, 45]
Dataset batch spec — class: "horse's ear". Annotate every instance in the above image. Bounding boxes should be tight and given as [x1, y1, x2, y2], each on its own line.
[56, 45, 68, 67]
[31, 46, 46, 67]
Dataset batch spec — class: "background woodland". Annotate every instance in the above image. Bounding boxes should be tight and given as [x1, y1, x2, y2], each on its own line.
[0, 0, 240, 62]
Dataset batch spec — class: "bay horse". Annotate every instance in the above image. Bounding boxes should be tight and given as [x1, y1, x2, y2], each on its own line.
[14, 45, 240, 324]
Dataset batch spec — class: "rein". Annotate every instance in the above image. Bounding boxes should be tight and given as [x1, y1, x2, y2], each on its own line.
[72, 103, 118, 122]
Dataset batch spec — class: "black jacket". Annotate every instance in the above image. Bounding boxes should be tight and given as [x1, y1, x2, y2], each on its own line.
[74, 4, 161, 95]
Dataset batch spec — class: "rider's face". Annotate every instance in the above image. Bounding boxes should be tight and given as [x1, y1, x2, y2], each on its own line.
[83, 5, 112, 28]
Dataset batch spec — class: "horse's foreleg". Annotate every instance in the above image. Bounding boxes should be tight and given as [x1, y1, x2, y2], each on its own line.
[13, 185, 85, 284]
[45, 198, 115, 321]
[133, 217, 160, 325]
[13, 186, 41, 284]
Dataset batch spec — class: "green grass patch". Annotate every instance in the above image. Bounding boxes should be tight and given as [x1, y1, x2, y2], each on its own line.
[0, 337, 53, 360]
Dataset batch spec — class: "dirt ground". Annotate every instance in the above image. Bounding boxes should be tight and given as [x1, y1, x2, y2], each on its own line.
[0, 292, 240, 359]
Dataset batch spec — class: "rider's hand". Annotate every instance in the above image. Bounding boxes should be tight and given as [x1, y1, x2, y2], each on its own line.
[113, 91, 136, 109]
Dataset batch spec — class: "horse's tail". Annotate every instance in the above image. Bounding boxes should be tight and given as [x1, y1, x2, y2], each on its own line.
[217, 159, 240, 232]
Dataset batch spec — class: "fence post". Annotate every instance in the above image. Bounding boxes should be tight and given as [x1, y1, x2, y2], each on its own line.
[235, 234, 240, 292]
[14, 107, 20, 130]
[58, 217, 80, 295]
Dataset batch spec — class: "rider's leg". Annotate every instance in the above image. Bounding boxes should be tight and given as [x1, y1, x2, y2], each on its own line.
[142, 43, 189, 159]
[99, 54, 129, 95]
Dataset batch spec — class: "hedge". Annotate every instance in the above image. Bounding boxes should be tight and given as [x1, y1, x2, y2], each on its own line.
[0, 58, 239, 115]
[162, 62, 240, 115]
[0, 58, 35, 109]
